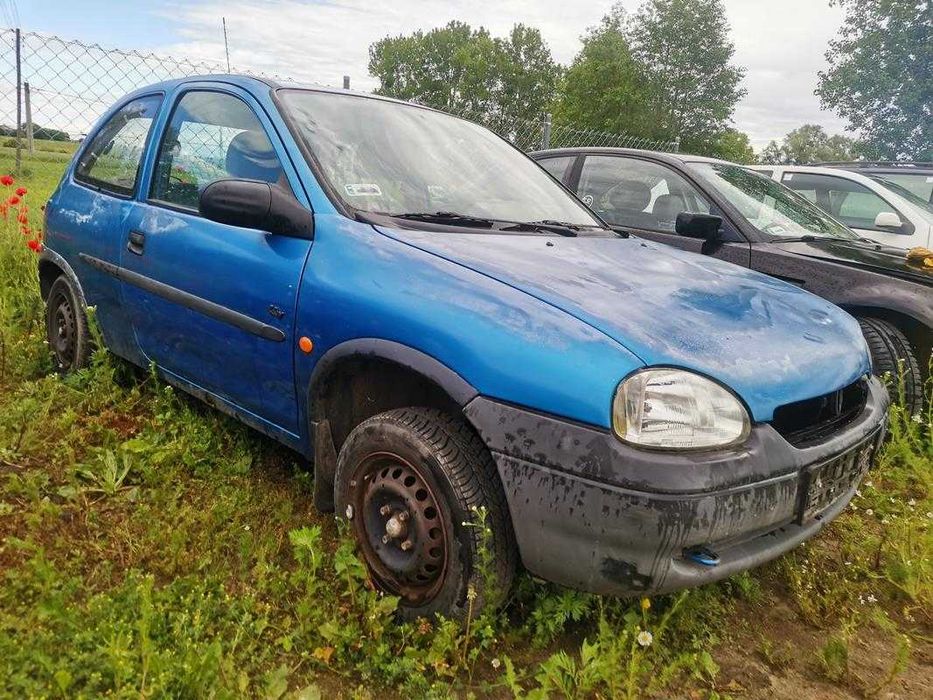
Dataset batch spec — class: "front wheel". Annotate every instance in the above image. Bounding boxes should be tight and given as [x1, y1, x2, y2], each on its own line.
[858, 317, 923, 414]
[45, 275, 91, 373]
[335, 407, 516, 620]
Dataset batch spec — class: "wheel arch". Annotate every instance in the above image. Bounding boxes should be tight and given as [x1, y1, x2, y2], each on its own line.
[306, 339, 482, 510]
[841, 304, 931, 378]
[38, 248, 87, 306]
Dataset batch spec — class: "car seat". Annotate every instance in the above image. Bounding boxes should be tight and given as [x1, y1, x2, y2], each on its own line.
[602, 180, 654, 228]
[225, 130, 283, 184]
[651, 193, 687, 230]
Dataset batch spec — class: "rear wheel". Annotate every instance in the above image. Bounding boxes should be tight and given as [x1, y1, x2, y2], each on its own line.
[335, 407, 515, 620]
[858, 317, 923, 414]
[45, 275, 91, 373]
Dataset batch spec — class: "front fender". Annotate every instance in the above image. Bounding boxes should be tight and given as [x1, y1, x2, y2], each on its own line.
[293, 214, 645, 441]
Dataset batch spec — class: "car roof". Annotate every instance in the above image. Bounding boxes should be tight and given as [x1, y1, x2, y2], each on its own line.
[752, 163, 886, 183]
[528, 147, 734, 168]
[811, 161, 933, 173]
[118, 73, 436, 111]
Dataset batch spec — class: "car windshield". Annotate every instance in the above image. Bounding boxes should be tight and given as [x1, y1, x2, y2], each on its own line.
[871, 176, 933, 217]
[278, 90, 602, 228]
[689, 163, 857, 240]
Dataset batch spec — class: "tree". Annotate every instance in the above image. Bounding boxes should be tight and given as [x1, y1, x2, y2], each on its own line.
[552, 7, 657, 137]
[816, 0, 931, 160]
[709, 128, 755, 164]
[628, 0, 746, 152]
[759, 124, 859, 164]
[368, 22, 561, 124]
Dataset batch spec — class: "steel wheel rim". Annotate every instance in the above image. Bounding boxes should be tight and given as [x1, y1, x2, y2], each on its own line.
[349, 452, 449, 606]
[50, 291, 76, 369]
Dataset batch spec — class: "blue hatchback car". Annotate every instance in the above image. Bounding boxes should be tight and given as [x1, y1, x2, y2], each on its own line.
[41, 76, 888, 619]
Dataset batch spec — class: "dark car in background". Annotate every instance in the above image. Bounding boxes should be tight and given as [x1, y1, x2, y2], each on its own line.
[532, 148, 932, 413]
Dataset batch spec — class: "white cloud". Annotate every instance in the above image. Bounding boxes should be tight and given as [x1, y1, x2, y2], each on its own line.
[157, 0, 852, 152]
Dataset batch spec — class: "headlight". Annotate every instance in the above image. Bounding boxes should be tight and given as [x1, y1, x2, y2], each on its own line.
[612, 369, 750, 450]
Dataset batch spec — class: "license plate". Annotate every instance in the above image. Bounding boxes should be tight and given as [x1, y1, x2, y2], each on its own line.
[799, 435, 876, 522]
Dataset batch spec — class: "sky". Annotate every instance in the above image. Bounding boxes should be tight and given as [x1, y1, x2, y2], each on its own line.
[13, 0, 851, 150]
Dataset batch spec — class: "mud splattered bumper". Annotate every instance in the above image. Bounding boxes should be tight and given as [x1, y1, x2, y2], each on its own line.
[464, 376, 888, 596]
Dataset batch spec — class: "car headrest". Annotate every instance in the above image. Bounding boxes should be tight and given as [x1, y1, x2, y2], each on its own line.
[606, 180, 652, 212]
[225, 130, 282, 183]
[652, 193, 686, 221]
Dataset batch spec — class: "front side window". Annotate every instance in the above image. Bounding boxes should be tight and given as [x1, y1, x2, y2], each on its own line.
[577, 156, 710, 232]
[151, 91, 285, 210]
[278, 90, 600, 228]
[75, 95, 162, 195]
[782, 172, 902, 232]
[689, 163, 856, 240]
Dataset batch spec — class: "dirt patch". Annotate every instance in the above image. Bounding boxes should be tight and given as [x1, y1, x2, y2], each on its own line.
[714, 593, 933, 699]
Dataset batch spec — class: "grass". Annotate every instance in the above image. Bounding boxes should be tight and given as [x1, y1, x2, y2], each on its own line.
[0, 151, 930, 698]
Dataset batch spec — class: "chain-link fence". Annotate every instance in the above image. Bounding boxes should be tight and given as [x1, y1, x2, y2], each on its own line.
[1, 26, 678, 165]
[455, 109, 679, 153]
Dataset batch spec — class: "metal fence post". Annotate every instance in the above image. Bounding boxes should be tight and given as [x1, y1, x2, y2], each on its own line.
[541, 112, 552, 150]
[24, 81, 34, 153]
[15, 28, 22, 174]
[672, 136, 681, 153]
[343, 75, 350, 90]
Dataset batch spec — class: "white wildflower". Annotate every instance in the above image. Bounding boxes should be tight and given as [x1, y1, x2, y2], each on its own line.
[636, 629, 653, 648]
[491, 658, 501, 670]
[912, 414, 923, 424]
[909, 499, 917, 508]
[866, 594, 877, 604]
[866, 509, 873, 516]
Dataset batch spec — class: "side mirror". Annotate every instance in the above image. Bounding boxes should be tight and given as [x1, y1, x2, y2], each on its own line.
[873, 211, 903, 230]
[675, 212, 723, 241]
[199, 179, 314, 240]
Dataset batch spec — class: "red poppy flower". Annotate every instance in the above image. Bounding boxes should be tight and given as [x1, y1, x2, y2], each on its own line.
[27, 239, 42, 253]
[8, 195, 19, 206]
[15, 187, 26, 196]
[0, 175, 13, 186]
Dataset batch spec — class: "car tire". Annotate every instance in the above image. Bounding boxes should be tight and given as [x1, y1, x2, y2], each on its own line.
[858, 317, 922, 414]
[45, 275, 91, 373]
[335, 407, 516, 621]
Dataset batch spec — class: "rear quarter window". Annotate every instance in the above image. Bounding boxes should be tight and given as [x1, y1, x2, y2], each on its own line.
[75, 94, 163, 196]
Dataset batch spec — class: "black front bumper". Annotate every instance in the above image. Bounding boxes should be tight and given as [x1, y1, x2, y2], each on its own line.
[464, 376, 889, 596]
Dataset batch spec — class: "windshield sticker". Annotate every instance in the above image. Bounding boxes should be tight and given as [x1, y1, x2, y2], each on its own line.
[783, 173, 793, 181]
[926, 176, 933, 183]
[582, 194, 594, 206]
[427, 185, 447, 198]
[345, 183, 382, 197]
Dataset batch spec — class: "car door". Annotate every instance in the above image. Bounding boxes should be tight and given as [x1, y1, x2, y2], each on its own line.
[60, 93, 163, 362]
[572, 154, 751, 266]
[119, 84, 313, 437]
[780, 172, 919, 248]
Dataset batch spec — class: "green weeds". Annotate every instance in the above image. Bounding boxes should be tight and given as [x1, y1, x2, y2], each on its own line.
[0, 154, 929, 697]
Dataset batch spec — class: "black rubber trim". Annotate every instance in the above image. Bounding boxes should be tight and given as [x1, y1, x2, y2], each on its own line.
[78, 253, 286, 342]
[308, 338, 479, 410]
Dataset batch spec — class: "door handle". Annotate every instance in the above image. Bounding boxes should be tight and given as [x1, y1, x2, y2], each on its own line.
[127, 230, 145, 256]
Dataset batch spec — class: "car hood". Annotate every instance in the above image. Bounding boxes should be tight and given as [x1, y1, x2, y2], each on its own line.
[773, 237, 933, 287]
[377, 227, 870, 422]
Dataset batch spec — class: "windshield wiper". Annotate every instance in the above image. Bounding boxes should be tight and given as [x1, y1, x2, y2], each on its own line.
[389, 211, 496, 229]
[501, 219, 580, 237]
